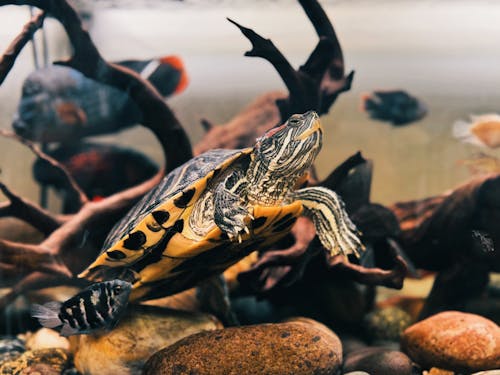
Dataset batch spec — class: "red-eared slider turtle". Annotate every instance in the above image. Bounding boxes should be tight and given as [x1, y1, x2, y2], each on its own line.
[34, 111, 363, 334]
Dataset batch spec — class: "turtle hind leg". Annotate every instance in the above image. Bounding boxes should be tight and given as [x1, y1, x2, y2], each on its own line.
[294, 186, 364, 258]
[196, 275, 239, 326]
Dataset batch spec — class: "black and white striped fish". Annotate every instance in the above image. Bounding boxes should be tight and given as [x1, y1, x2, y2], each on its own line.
[31, 280, 132, 336]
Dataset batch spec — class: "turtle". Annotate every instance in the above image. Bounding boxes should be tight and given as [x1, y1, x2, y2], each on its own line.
[75, 110, 363, 325]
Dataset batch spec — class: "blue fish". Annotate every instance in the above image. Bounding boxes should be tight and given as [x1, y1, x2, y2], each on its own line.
[13, 55, 188, 142]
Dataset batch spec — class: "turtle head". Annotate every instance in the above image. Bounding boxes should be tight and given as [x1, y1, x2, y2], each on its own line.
[254, 110, 322, 176]
[247, 111, 322, 204]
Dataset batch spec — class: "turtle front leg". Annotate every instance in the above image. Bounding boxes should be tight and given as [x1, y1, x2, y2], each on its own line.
[214, 172, 251, 242]
[294, 186, 364, 258]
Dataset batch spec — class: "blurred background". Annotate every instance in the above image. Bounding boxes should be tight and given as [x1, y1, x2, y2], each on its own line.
[1, 0, 500, 210]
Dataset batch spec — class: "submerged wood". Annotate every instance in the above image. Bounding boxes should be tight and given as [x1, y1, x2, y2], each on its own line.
[0, 9, 44, 85]
[391, 173, 500, 318]
[0, 0, 361, 312]
[195, 0, 353, 153]
[0, 0, 494, 328]
[238, 152, 410, 295]
[0, 0, 191, 309]
[237, 162, 500, 325]
[391, 173, 500, 271]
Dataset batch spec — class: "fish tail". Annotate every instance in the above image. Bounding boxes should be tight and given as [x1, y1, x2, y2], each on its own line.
[159, 55, 189, 95]
[31, 301, 63, 329]
[452, 119, 485, 147]
[159, 55, 184, 71]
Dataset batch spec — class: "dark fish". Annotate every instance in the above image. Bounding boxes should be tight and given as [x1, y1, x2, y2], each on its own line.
[361, 90, 427, 126]
[31, 280, 132, 336]
[13, 55, 188, 142]
[33, 142, 159, 213]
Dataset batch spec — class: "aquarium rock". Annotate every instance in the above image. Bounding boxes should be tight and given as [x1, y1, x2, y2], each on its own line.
[70, 305, 221, 375]
[0, 337, 25, 364]
[143, 319, 342, 375]
[423, 368, 455, 375]
[401, 311, 500, 372]
[25, 328, 70, 351]
[0, 348, 70, 374]
[363, 306, 413, 343]
[343, 346, 418, 375]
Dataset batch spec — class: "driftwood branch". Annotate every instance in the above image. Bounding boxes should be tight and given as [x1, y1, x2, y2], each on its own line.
[0, 239, 70, 277]
[0, 272, 86, 310]
[196, 0, 352, 153]
[0, 0, 193, 309]
[0, 0, 192, 173]
[391, 173, 500, 318]
[0, 181, 62, 236]
[391, 173, 500, 271]
[237, 217, 319, 293]
[0, 129, 88, 208]
[0, 0, 394, 315]
[228, 17, 314, 117]
[229, 0, 353, 120]
[298, 0, 354, 113]
[238, 152, 408, 295]
[320, 152, 365, 192]
[194, 91, 284, 155]
[0, 8, 44, 84]
[417, 261, 490, 320]
[326, 238, 407, 289]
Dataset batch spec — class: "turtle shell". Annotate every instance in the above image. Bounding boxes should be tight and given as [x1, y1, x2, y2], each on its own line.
[79, 148, 303, 302]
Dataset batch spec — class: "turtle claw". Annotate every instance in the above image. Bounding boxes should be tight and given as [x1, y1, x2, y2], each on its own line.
[225, 220, 250, 243]
[216, 207, 251, 243]
[214, 180, 252, 242]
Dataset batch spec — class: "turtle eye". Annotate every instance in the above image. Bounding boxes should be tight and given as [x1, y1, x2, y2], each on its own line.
[113, 285, 122, 294]
[288, 116, 302, 126]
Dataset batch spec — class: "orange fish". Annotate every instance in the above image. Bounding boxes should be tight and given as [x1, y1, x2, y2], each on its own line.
[453, 114, 500, 149]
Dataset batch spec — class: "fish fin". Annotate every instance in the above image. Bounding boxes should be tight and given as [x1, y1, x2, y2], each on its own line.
[452, 119, 485, 147]
[107, 298, 130, 330]
[59, 324, 80, 337]
[106, 316, 122, 331]
[31, 301, 63, 329]
[56, 102, 87, 127]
